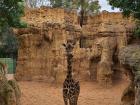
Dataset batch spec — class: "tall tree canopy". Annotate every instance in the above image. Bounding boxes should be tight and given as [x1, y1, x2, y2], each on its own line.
[0, 0, 26, 31]
[0, 0, 26, 56]
[108, 0, 140, 36]
[107, 0, 140, 19]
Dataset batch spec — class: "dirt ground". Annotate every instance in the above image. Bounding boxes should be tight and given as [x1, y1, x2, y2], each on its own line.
[20, 80, 129, 105]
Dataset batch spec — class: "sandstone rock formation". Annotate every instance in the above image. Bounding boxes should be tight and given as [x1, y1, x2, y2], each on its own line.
[79, 11, 135, 87]
[14, 7, 80, 83]
[119, 45, 140, 105]
[14, 7, 135, 87]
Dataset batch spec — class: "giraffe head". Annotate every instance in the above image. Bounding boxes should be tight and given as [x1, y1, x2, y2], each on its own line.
[62, 39, 76, 54]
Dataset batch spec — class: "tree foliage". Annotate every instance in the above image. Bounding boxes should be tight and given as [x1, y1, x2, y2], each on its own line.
[76, 0, 100, 14]
[107, 0, 140, 19]
[0, 0, 26, 57]
[0, 25, 18, 57]
[134, 21, 140, 37]
[107, 0, 140, 37]
[0, 0, 27, 31]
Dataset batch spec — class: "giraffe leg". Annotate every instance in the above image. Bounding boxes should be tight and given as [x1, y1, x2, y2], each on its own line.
[75, 96, 78, 105]
[63, 97, 68, 105]
[69, 99, 74, 105]
[69, 96, 76, 105]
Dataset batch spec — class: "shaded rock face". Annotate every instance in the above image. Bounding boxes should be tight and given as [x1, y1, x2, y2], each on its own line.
[76, 12, 134, 87]
[121, 82, 135, 105]
[15, 7, 135, 86]
[119, 45, 140, 70]
[119, 45, 140, 105]
[97, 62, 113, 88]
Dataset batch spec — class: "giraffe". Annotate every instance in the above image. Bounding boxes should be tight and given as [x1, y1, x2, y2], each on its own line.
[63, 39, 80, 105]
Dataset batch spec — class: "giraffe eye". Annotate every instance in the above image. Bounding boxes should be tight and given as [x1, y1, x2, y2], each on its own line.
[135, 85, 138, 89]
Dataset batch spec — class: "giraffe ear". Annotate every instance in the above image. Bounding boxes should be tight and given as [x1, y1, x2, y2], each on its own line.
[72, 40, 76, 45]
[62, 43, 66, 47]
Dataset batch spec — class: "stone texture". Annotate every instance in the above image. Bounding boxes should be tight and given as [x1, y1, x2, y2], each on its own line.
[14, 7, 136, 87]
[97, 62, 113, 88]
[119, 45, 140, 70]
[8, 80, 21, 105]
[120, 82, 135, 105]
[119, 44, 140, 105]
[0, 72, 21, 105]
[14, 7, 81, 83]
[79, 11, 135, 87]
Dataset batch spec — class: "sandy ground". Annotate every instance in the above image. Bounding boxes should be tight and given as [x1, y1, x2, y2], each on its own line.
[20, 80, 129, 105]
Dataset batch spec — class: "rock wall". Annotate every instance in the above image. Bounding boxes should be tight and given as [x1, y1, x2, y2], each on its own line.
[15, 7, 135, 87]
[119, 45, 140, 105]
[80, 11, 135, 87]
[15, 7, 81, 83]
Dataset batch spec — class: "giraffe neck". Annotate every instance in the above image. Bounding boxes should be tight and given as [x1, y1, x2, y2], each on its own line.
[66, 53, 73, 79]
[64, 39, 75, 79]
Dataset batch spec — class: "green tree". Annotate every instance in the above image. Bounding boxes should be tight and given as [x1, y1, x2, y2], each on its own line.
[107, 0, 140, 19]
[76, 0, 100, 27]
[0, 25, 18, 58]
[107, 0, 140, 37]
[0, 0, 26, 58]
[0, 0, 26, 32]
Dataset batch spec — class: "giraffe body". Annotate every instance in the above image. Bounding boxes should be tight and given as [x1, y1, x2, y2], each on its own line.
[63, 77, 80, 105]
[63, 40, 80, 105]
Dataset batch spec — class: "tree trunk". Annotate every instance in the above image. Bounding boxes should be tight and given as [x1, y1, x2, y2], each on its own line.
[80, 9, 84, 27]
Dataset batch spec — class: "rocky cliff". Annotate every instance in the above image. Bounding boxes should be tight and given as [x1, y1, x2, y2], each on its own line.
[14, 7, 135, 87]
[81, 11, 135, 87]
[118, 45, 140, 105]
